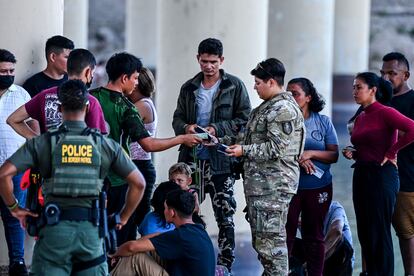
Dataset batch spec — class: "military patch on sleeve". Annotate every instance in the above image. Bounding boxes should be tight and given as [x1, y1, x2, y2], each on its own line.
[282, 122, 293, 135]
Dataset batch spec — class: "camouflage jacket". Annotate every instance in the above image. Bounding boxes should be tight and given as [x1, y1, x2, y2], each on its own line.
[241, 92, 305, 196]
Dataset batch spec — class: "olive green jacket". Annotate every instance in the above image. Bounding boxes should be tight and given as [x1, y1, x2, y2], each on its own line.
[172, 69, 251, 174]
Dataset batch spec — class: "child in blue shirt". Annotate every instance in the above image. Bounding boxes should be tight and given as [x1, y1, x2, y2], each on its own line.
[138, 181, 180, 236]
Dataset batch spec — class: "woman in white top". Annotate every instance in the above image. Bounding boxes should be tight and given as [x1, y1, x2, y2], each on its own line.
[127, 67, 158, 234]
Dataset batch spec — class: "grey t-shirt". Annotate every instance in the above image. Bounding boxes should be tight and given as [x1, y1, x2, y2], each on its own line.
[196, 80, 221, 160]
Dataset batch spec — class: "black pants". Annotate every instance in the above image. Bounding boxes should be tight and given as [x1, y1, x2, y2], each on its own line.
[323, 237, 353, 276]
[353, 162, 399, 276]
[130, 160, 156, 236]
[192, 160, 236, 270]
[106, 183, 136, 246]
[291, 237, 353, 276]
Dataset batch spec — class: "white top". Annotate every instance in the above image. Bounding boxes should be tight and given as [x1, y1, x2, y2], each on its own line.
[0, 84, 31, 165]
[130, 98, 158, 160]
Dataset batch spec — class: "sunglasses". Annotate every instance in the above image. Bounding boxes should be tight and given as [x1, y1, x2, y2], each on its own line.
[255, 62, 273, 79]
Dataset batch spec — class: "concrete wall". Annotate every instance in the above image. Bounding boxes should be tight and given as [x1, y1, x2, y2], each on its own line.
[64, 0, 89, 49]
[126, 0, 158, 68]
[332, 0, 371, 103]
[0, 0, 64, 85]
[0, 1, 64, 266]
[268, 0, 335, 116]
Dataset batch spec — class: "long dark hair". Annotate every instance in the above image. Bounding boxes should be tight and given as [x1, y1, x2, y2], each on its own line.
[288, 77, 325, 112]
[348, 72, 393, 124]
[151, 181, 181, 227]
[355, 72, 392, 105]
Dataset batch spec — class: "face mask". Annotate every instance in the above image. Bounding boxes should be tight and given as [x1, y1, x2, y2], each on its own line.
[0, 75, 14, 90]
[86, 76, 93, 89]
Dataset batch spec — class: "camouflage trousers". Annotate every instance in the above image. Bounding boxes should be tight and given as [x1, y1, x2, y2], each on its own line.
[189, 160, 236, 270]
[246, 192, 293, 276]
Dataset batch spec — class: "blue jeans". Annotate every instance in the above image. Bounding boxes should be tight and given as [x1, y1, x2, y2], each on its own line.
[0, 173, 26, 263]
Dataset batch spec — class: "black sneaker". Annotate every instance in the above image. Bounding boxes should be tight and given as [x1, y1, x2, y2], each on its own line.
[9, 261, 28, 276]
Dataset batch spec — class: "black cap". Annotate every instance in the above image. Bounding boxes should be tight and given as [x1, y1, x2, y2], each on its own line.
[57, 80, 89, 111]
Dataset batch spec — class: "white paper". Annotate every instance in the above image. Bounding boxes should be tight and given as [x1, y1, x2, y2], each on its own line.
[312, 165, 325, 179]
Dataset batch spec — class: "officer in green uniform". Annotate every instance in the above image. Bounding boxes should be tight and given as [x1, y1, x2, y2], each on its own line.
[0, 80, 146, 276]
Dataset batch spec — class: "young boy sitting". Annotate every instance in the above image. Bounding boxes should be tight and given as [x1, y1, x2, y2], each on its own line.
[110, 190, 216, 276]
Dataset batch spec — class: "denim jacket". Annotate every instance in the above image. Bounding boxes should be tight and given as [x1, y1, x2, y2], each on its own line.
[172, 69, 251, 174]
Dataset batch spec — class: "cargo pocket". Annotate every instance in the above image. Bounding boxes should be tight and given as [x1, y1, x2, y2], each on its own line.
[37, 224, 75, 264]
[253, 202, 282, 233]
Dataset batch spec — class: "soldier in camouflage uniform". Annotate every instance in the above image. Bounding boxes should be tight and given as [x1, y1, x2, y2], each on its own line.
[227, 58, 305, 276]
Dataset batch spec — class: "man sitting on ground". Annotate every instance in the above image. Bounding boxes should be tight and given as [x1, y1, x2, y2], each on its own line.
[110, 189, 215, 276]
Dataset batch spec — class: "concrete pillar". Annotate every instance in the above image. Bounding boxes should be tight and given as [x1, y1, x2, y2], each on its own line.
[0, 0, 64, 266]
[268, 0, 335, 116]
[333, 0, 371, 103]
[126, 0, 158, 69]
[64, 0, 89, 49]
[154, 0, 268, 235]
[0, 0, 64, 85]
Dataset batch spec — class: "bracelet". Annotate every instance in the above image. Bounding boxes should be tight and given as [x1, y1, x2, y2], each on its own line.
[7, 199, 19, 211]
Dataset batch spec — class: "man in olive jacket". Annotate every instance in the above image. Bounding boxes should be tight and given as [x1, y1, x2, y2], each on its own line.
[172, 38, 251, 272]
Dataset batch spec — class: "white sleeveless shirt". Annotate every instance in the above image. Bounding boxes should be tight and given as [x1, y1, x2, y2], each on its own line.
[129, 98, 158, 160]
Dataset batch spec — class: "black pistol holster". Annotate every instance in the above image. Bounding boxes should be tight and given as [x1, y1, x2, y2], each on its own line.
[99, 191, 120, 255]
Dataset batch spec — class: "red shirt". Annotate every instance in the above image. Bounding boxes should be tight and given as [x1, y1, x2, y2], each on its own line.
[351, 101, 414, 163]
[25, 86, 108, 134]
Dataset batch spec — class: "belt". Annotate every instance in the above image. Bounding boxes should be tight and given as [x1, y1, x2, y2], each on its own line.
[43, 202, 100, 226]
[60, 207, 96, 221]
